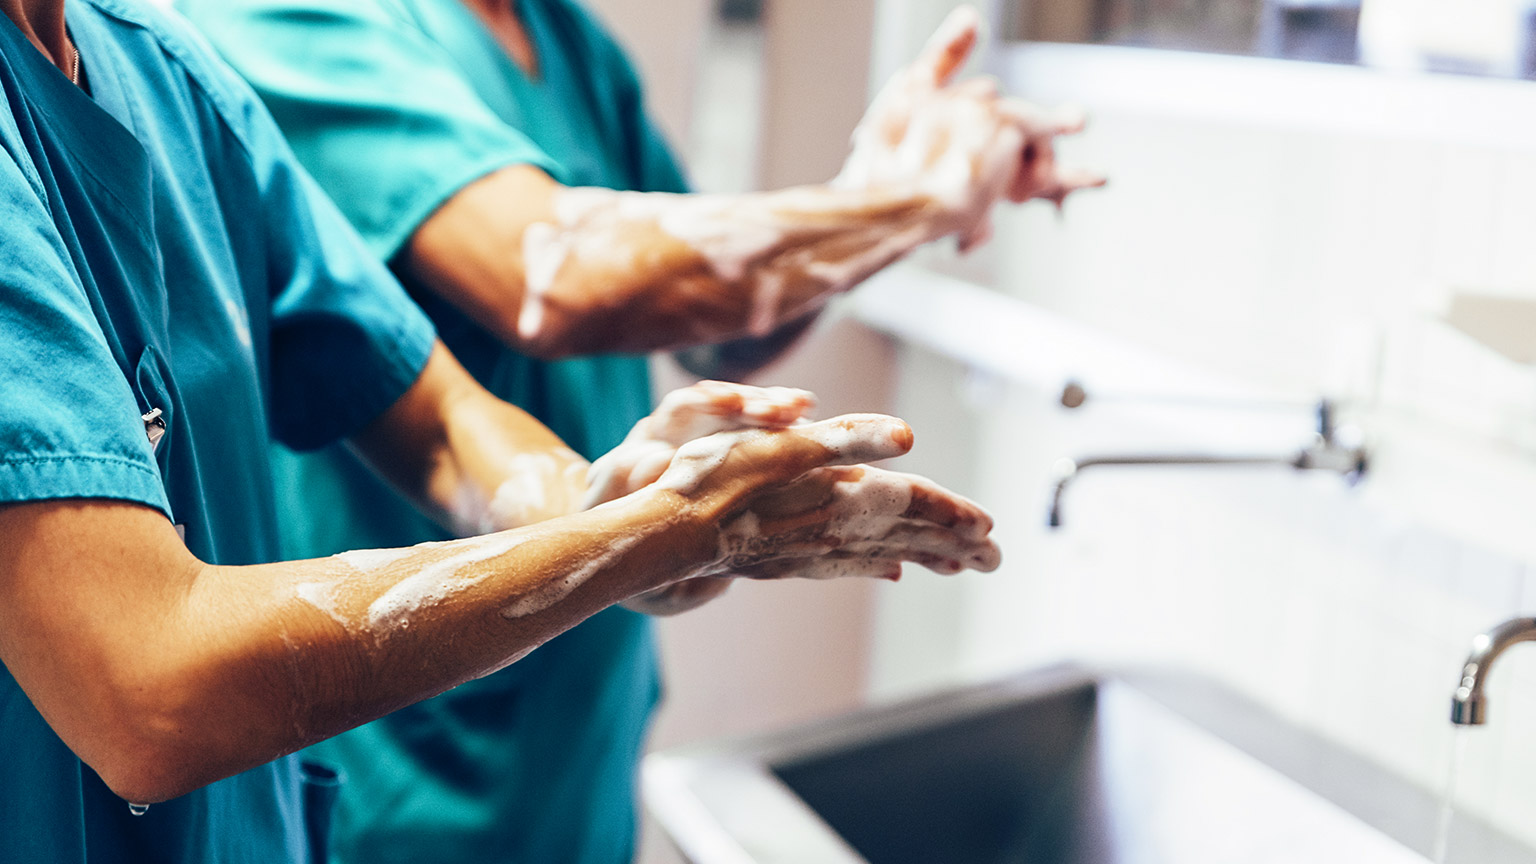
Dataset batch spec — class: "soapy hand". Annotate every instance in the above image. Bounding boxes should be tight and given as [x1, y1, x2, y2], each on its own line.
[716, 464, 1000, 580]
[585, 380, 817, 510]
[592, 381, 817, 615]
[599, 384, 1000, 613]
[833, 5, 1104, 251]
[656, 412, 1001, 587]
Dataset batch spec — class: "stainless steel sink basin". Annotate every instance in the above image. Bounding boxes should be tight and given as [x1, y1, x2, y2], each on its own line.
[643, 666, 1533, 864]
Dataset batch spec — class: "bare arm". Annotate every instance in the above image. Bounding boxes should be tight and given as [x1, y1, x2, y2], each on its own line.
[343, 343, 588, 536]
[400, 6, 1102, 361]
[0, 357, 997, 804]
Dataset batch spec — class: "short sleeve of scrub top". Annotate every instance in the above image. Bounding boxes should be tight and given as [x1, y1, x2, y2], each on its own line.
[0, 151, 171, 515]
[0, 1, 436, 861]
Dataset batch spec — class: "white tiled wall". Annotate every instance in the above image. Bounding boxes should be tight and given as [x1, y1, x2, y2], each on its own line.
[872, 46, 1536, 854]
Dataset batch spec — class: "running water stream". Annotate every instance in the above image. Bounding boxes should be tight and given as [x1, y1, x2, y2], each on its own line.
[1432, 727, 1471, 864]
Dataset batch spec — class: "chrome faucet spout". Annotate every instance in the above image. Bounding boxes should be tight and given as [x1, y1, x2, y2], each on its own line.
[1451, 617, 1536, 726]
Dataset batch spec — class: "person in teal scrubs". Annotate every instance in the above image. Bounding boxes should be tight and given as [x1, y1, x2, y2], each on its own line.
[175, 2, 1100, 863]
[0, 0, 430, 856]
[0, 0, 1004, 861]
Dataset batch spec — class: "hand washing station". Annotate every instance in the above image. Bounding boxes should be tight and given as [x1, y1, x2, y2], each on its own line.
[644, 666, 1532, 864]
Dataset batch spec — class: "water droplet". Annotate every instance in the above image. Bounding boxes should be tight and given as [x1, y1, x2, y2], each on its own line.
[128, 802, 149, 816]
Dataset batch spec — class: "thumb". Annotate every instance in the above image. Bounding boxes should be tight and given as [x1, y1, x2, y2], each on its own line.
[790, 413, 914, 467]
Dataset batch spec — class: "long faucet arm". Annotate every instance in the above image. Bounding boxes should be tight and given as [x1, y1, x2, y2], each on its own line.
[1047, 452, 1316, 529]
[1043, 398, 1368, 528]
[1451, 617, 1536, 726]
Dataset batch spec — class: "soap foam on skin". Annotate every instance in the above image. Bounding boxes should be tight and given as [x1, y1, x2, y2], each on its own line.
[499, 532, 645, 619]
[517, 223, 556, 338]
[295, 579, 348, 628]
[715, 465, 1001, 578]
[832, 4, 1024, 247]
[653, 413, 911, 499]
[654, 432, 750, 496]
[518, 181, 945, 344]
[299, 536, 531, 640]
[295, 527, 654, 647]
[582, 438, 675, 511]
[333, 546, 420, 573]
[482, 450, 584, 532]
[763, 557, 903, 582]
[801, 222, 931, 290]
[365, 532, 531, 637]
[584, 382, 816, 509]
[520, 189, 842, 342]
[649, 383, 815, 443]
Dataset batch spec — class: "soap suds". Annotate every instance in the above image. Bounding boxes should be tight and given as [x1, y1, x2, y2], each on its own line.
[481, 449, 583, 532]
[653, 413, 910, 498]
[334, 547, 418, 573]
[832, 5, 1028, 245]
[365, 533, 530, 637]
[517, 183, 927, 344]
[585, 382, 816, 507]
[714, 464, 1000, 579]
[295, 580, 349, 629]
[298, 535, 535, 641]
[500, 532, 645, 619]
[654, 432, 750, 495]
[519, 221, 566, 339]
[515, 5, 1068, 351]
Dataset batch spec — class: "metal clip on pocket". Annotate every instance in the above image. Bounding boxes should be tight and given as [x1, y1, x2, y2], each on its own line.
[142, 407, 166, 452]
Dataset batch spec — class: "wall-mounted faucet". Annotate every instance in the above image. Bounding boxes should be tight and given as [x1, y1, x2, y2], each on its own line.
[1046, 399, 1367, 528]
[1451, 617, 1536, 726]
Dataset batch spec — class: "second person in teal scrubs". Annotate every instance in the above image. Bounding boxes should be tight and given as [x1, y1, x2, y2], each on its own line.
[176, 1, 1100, 862]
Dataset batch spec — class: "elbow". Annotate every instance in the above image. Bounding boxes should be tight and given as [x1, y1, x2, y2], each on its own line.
[75, 666, 267, 804]
[85, 711, 212, 804]
[94, 751, 199, 806]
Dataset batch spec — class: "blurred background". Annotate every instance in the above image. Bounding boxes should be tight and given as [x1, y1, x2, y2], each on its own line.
[578, 1, 1536, 860]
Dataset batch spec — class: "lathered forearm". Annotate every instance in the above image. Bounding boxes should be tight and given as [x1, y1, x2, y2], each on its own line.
[18, 489, 704, 805]
[197, 489, 697, 789]
[515, 184, 944, 356]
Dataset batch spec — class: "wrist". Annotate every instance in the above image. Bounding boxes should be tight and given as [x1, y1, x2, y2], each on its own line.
[600, 486, 724, 594]
[657, 487, 727, 579]
[851, 180, 958, 244]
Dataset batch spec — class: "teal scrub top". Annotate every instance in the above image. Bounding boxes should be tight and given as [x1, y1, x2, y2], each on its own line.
[175, 1, 690, 862]
[0, 1, 438, 862]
